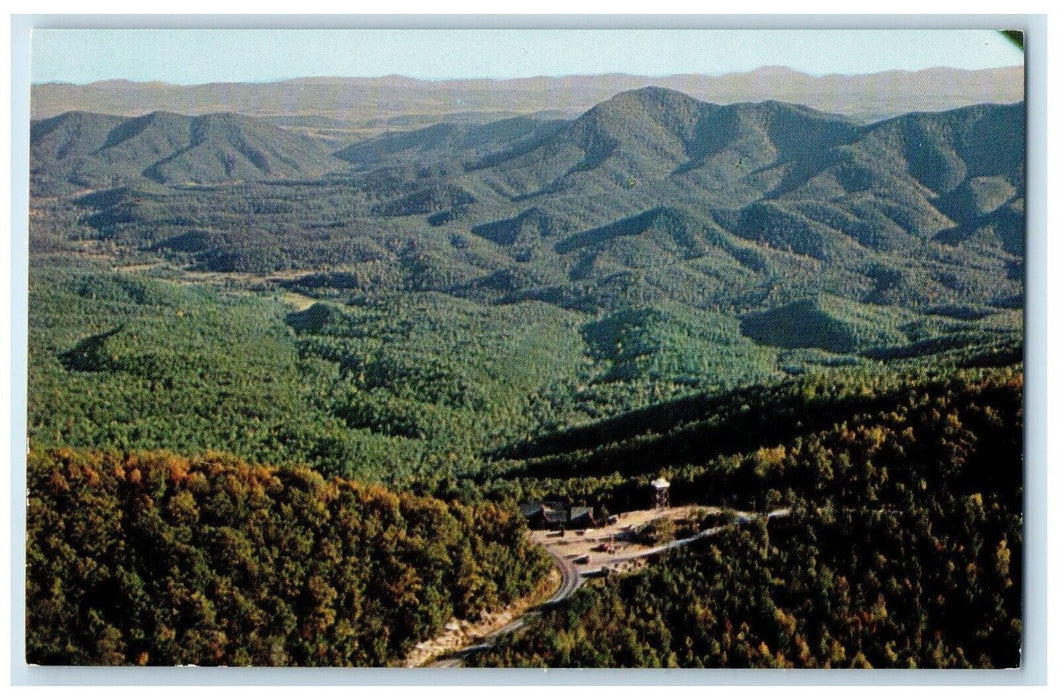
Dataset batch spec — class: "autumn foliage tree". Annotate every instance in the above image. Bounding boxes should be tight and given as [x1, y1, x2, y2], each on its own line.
[26, 448, 550, 666]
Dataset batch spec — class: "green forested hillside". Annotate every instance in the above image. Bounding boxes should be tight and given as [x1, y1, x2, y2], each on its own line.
[35, 95, 1024, 325]
[29, 264, 389, 480]
[475, 367, 1023, 668]
[26, 85, 1025, 669]
[28, 265, 597, 483]
[26, 448, 549, 666]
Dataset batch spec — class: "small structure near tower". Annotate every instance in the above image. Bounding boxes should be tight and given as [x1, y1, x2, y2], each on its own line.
[519, 500, 595, 530]
[650, 477, 670, 510]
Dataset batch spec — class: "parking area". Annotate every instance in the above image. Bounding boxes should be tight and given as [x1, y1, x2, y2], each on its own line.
[528, 504, 724, 575]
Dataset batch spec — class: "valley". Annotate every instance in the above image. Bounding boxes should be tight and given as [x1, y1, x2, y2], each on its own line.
[25, 70, 1025, 669]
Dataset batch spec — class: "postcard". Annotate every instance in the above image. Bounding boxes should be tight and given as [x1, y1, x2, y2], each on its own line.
[21, 25, 1027, 674]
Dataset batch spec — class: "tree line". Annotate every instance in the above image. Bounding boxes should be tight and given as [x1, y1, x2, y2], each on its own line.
[473, 368, 1023, 668]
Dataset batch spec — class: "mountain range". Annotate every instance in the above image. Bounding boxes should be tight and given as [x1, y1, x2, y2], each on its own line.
[30, 85, 1024, 362]
[31, 109, 343, 188]
[25, 65, 1028, 671]
[31, 66, 1024, 139]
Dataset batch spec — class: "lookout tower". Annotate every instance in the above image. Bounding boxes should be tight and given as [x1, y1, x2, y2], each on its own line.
[650, 477, 670, 510]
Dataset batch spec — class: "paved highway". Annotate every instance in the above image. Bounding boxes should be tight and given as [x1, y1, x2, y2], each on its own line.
[604, 507, 791, 564]
[542, 544, 583, 605]
[429, 542, 583, 667]
[428, 507, 787, 667]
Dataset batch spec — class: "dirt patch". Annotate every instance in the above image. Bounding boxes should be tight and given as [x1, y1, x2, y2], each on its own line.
[402, 567, 560, 668]
[279, 290, 318, 311]
[161, 270, 323, 310]
[115, 263, 164, 273]
[107, 264, 323, 311]
[529, 505, 730, 575]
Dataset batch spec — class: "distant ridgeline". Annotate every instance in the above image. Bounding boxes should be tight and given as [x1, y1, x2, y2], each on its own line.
[31, 86, 1023, 335]
[26, 81, 1025, 669]
[31, 67, 1024, 126]
[28, 85, 1024, 482]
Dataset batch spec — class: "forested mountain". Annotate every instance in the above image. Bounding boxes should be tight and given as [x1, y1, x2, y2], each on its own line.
[31, 109, 345, 191]
[26, 77, 1025, 669]
[35, 90, 1023, 336]
[26, 448, 549, 665]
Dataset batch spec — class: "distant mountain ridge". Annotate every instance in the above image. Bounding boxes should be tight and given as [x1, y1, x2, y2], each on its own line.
[31, 109, 345, 188]
[32, 87, 1024, 358]
[32, 66, 1023, 137]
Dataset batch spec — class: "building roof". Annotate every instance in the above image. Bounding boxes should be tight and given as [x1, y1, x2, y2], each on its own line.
[570, 506, 594, 521]
[521, 501, 594, 526]
[519, 502, 544, 518]
[650, 478, 670, 490]
[542, 508, 568, 524]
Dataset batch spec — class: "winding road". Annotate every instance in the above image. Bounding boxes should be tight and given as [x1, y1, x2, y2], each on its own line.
[428, 506, 789, 668]
[429, 546, 582, 668]
[603, 507, 790, 564]
[542, 544, 583, 604]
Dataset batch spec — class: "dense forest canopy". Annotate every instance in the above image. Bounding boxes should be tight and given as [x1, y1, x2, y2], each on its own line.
[25, 81, 1025, 669]
[473, 367, 1023, 669]
[27, 448, 549, 666]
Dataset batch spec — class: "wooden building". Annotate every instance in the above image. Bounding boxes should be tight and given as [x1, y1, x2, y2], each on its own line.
[519, 500, 595, 529]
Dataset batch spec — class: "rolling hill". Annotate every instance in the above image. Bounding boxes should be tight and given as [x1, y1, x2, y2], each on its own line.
[31, 87, 1024, 363]
[31, 109, 346, 192]
[25, 72, 1027, 671]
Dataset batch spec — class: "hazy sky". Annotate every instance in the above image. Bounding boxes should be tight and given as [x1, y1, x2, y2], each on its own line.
[31, 29, 1023, 85]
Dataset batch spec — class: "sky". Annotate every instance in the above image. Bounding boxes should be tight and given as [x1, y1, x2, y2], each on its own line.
[30, 28, 1024, 85]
